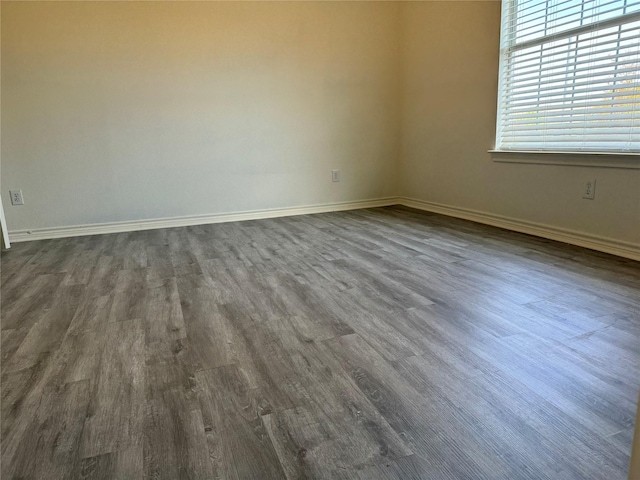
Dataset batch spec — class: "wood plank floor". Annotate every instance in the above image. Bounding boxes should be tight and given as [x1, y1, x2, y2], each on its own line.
[1, 206, 639, 479]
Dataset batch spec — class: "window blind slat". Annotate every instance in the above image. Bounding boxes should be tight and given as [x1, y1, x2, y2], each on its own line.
[506, 0, 639, 29]
[506, 56, 640, 86]
[504, 121, 639, 132]
[506, 80, 639, 103]
[509, 45, 640, 77]
[508, 23, 640, 62]
[504, 114, 639, 125]
[503, 128, 639, 137]
[504, 0, 640, 41]
[508, 98, 638, 115]
[507, 10, 640, 51]
[508, 0, 587, 22]
[503, 86, 640, 107]
[502, 137, 639, 144]
[508, 27, 640, 67]
[503, 74, 640, 101]
[512, 2, 640, 43]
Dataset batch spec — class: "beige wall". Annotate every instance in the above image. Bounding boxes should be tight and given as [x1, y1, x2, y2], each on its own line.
[400, 1, 640, 246]
[1, 1, 401, 231]
[2, 1, 639, 248]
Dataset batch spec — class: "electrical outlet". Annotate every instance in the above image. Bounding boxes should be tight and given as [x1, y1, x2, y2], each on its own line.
[9, 190, 24, 206]
[332, 170, 340, 182]
[583, 180, 596, 200]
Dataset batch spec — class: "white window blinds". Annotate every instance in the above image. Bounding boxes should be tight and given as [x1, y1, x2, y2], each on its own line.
[496, 0, 640, 152]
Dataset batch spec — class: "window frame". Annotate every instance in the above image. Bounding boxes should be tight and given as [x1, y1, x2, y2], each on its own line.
[492, 0, 640, 163]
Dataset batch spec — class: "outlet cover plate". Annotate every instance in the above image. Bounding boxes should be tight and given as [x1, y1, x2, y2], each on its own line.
[9, 190, 24, 206]
[583, 180, 596, 200]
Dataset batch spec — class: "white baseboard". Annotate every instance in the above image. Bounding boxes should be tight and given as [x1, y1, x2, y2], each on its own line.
[399, 197, 640, 262]
[8, 197, 400, 243]
[9, 195, 639, 262]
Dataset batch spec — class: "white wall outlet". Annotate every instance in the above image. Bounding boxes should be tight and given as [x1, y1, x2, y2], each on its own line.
[332, 170, 340, 182]
[9, 190, 24, 206]
[583, 180, 596, 200]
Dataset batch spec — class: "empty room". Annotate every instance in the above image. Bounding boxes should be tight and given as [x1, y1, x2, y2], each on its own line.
[1, 0, 639, 478]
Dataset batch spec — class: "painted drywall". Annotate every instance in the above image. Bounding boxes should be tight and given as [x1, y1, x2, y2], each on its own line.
[399, 1, 640, 246]
[1, 1, 401, 232]
[2, 0, 639, 249]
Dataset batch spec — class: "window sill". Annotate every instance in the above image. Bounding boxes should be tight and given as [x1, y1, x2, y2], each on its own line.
[489, 150, 640, 169]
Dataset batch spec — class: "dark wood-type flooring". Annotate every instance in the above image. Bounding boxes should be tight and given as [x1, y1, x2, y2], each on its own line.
[1, 206, 639, 479]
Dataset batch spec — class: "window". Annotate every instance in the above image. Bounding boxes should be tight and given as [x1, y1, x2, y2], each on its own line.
[496, 0, 640, 153]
